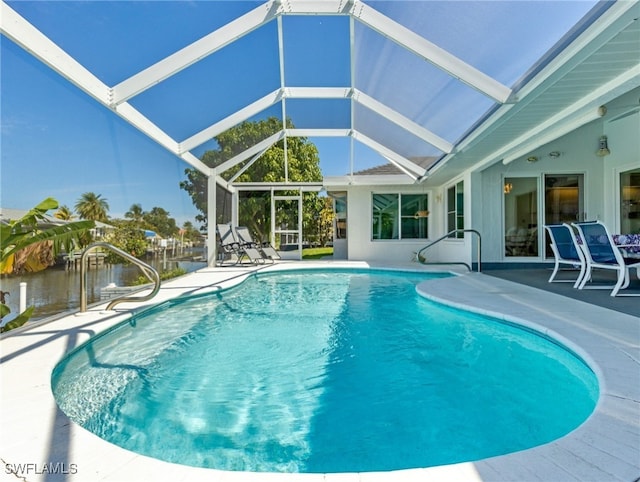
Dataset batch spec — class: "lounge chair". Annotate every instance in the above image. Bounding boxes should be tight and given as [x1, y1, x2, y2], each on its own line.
[216, 224, 264, 265]
[544, 223, 586, 287]
[573, 220, 640, 297]
[235, 226, 281, 261]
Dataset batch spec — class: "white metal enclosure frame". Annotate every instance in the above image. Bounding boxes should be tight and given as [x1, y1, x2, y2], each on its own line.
[1, 0, 514, 263]
[2, 0, 638, 265]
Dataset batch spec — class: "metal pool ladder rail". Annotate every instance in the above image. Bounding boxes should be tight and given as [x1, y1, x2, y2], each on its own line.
[80, 242, 161, 312]
[416, 229, 482, 272]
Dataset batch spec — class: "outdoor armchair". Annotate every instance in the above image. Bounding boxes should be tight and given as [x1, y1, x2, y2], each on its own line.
[544, 223, 586, 288]
[573, 220, 640, 297]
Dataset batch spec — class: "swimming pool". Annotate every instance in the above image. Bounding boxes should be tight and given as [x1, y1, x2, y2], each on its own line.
[52, 268, 598, 473]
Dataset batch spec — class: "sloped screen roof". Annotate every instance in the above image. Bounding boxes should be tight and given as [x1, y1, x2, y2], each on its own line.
[2, 0, 603, 182]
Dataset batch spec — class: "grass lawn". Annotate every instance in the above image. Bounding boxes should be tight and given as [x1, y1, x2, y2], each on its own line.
[301, 247, 333, 260]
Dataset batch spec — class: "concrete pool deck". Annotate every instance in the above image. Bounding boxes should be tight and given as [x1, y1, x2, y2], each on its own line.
[1, 260, 638, 482]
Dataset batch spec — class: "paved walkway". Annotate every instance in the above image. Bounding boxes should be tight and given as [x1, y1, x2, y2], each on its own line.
[485, 266, 640, 317]
[1, 261, 638, 482]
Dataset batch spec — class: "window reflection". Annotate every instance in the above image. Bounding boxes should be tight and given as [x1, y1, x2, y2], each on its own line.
[447, 181, 464, 239]
[333, 192, 347, 239]
[372, 193, 428, 240]
[504, 177, 538, 257]
[621, 168, 640, 234]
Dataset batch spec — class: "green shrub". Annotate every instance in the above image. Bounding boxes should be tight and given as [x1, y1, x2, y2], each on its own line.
[130, 267, 187, 286]
[103, 224, 148, 264]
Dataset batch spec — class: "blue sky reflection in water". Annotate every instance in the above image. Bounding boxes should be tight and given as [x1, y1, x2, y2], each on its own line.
[52, 270, 598, 473]
[1, 1, 597, 225]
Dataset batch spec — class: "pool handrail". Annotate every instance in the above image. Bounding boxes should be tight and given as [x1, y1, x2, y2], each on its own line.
[80, 242, 161, 312]
[416, 229, 482, 272]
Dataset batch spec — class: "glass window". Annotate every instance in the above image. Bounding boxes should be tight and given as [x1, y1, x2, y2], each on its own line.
[372, 193, 428, 240]
[333, 192, 347, 240]
[372, 194, 399, 240]
[621, 168, 640, 234]
[401, 194, 429, 239]
[504, 177, 538, 257]
[543, 174, 584, 257]
[446, 181, 464, 238]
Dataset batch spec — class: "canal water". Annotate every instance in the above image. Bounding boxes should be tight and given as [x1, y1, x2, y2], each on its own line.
[0, 253, 206, 321]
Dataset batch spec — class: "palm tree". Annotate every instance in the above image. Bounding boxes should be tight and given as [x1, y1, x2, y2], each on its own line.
[54, 205, 75, 220]
[75, 192, 109, 222]
[124, 203, 145, 224]
[182, 221, 194, 231]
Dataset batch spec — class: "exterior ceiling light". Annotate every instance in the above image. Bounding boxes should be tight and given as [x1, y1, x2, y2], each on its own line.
[548, 151, 561, 158]
[596, 136, 610, 157]
[526, 156, 538, 163]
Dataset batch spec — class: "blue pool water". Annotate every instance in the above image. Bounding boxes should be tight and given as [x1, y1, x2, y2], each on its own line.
[52, 269, 598, 473]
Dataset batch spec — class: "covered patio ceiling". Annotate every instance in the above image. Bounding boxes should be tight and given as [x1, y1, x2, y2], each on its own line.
[2, 0, 638, 190]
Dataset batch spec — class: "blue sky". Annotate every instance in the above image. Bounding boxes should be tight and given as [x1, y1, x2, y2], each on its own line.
[1, 33, 204, 226]
[1, 0, 598, 227]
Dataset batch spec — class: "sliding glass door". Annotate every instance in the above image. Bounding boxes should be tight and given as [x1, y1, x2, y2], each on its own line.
[504, 174, 587, 259]
[544, 174, 584, 257]
[544, 174, 585, 224]
[621, 168, 640, 235]
[504, 177, 538, 257]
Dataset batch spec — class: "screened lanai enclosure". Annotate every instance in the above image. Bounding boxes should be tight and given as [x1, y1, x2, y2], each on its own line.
[2, 0, 638, 264]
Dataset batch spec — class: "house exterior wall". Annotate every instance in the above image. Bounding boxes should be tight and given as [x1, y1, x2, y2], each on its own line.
[474, 90, 639, 264]
[327, 89, 639, 265]
[327, 176, 475, 266]
[603, 106, 640, 232]
[341, 185, 436, 263]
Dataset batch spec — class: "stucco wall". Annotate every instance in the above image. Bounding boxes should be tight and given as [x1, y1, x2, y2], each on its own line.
[476, 89, 639, 263]
[328, 178, 474, 266]
[342, 185, 436, 263]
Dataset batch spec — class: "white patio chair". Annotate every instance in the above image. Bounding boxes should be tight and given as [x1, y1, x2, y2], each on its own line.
[573, 220, 640, 297]
[544, 223, 586, 287]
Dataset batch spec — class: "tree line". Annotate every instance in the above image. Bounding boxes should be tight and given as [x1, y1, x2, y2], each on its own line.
[55, 193, 203, 253]
[179, 117, 335, 248]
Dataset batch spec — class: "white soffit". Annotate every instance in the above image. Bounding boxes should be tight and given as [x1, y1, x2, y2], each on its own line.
[502, 65, 640, 165]
[479, 2, 640, 170]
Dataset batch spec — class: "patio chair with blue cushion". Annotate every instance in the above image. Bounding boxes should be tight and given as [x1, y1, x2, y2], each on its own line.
[544, 223, 586, 287]
[216, 223, 264, 266]
[573, 220, 640, 297]
[235, 226, 281, 261]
